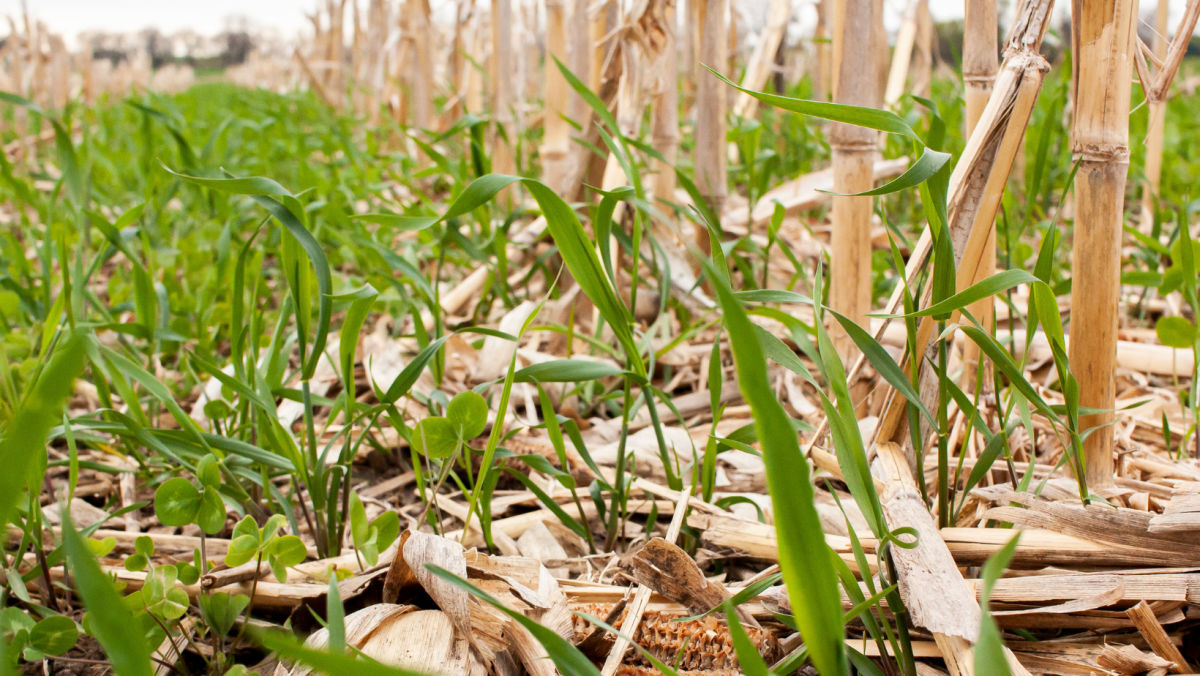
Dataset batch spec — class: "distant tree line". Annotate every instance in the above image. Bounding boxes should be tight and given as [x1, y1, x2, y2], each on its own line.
[87, 29, 255, 70]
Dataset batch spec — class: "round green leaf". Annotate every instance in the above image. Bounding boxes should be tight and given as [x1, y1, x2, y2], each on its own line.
[150, 588, 190, 620]
[1, 607, 34, 634]
[154, 478, 201, 526]
[224, 534, 259, 568]
[447, 391, 488, 439]
[269, 535, 307, 568]
[134, 535, 154, 558]
[261, 514, 287, 541]
[412, 416, 459, 459]
[124, 553, 148, 572]
[176, 562, 200, 586]
[197, 454, 221, 488]
[29, 616, 77, 656]
[86, 536, 116, 557]
[231, 515, 259, 541]
[372, 511, 400, 553]
[197, 488, 227, 535]
[1156, 316, 1197, 349]
[202, 399, 234, 420]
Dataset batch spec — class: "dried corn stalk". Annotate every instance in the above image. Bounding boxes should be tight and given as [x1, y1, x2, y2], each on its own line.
[694, 0, 729, 253]
[866, 0, 1057, 455]
[491, 0, 517, 176]
[958, 0, 1000, 392]
[1067, 0, 1137, 486]
[829, 0, 881, 362]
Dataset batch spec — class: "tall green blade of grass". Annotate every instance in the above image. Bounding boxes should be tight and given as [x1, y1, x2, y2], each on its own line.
[974, 534, 1021, 676]
[61, 514, 154, 676]
[0, 93, 85, 206]
[709, 263, 847, 676]
[0, 333, 86, 531]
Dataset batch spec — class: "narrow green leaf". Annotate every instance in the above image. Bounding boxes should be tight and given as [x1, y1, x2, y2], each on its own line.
[708, 262, 846, 676]
[827, 309, 933, 425]
[975, 534, 1021, 676]
[724, 601, 769, 676]
[441, 174, 523, 222]
[350, 214, 439, 231]
[161, 163, 292, 196]
[514, 359, 625, 383]
[820, 147, 949, 197]
[61, 515, 153, 676]
[706, 67, 920, 142]
[0, 334, 86, 531]
[898, 270, 1038, 319]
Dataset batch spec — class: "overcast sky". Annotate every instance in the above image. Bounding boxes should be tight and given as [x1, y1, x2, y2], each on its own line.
[3, 0, 315, 44]
[6, 0, 981, 45]
[3, 0, 1174, 51]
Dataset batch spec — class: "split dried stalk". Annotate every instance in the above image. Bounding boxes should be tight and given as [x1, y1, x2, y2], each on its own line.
[958, 0, 1000, 393]
[883, 0, 919, 107]
[1139, 0, 1168, 232]
[1124, 600, 1193, 673]
[1136, 0, 1200, 229]
[810, 0, 1054, 458]
[873, 442, 1032, 676]
[732, 0, 790, 120]
[1068, 0, 1137, 486]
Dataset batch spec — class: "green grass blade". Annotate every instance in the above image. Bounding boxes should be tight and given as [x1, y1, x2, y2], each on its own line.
[724, 601, 769, 676]
[61, 514, 154, 676]
[378, 336, 450, 404]
[975, 534, 1021, 676]
[827, 308, 933, 426]
[707, 68, 920, 142]
[160, 163, 292, 196]
[522, 178, 643, 374]
[514, 359, 626, 383]
[0, 334, 86, 531]
[709, 262, 847, 676]
[820, 147, 950, 197]
[897, 270, 1039, 319]
[249, 194, 333, 379]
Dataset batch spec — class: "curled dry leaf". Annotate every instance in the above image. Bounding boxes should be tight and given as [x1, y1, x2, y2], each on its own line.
[273, 604, 482, 676]
[382, 530, 483, 661]
[379, 529, 575, 675]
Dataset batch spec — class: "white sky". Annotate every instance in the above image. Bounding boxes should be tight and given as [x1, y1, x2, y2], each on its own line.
[4, 0, 1176, 51]
[5, 0, 315, 44]
[10, 0, 974, 46]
